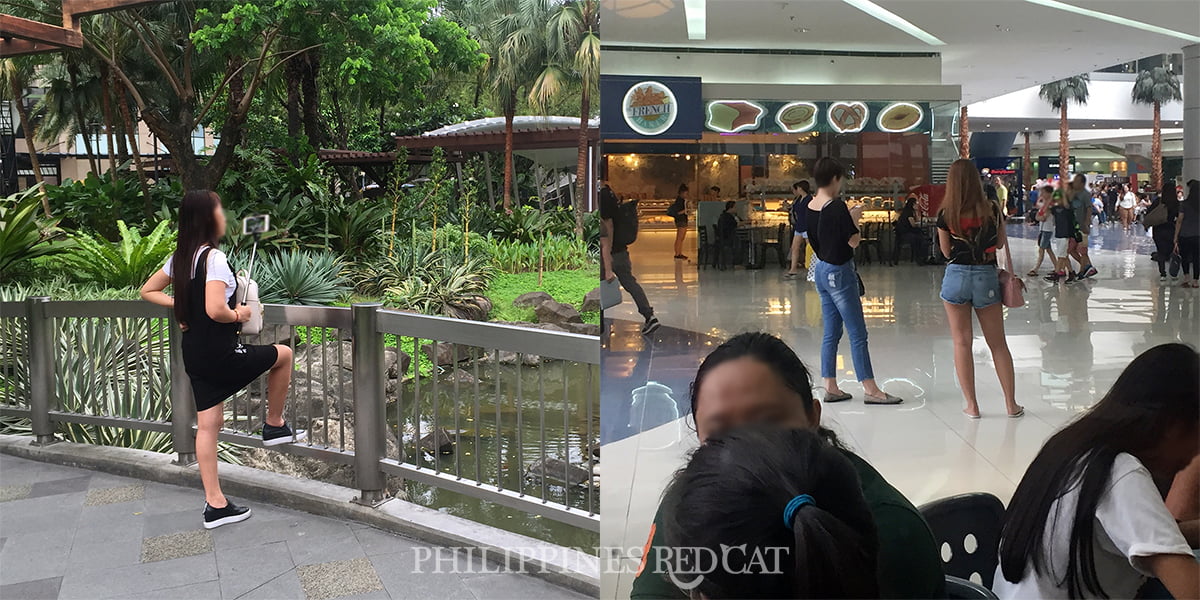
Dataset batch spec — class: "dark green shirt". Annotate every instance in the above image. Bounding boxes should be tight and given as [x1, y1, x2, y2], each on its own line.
[629, 449, 946, 599]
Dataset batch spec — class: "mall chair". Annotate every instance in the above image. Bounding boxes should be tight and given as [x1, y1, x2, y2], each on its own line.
[698, 224, 717, 270]
[857, 221, 883, 264]
[945, 575, 999, 599]
[918, 492, 1006, 590]
[756, 223, 787, 268]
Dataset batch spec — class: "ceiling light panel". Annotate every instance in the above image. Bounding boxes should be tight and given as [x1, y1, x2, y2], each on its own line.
[1023, 0, 1200, 43]
[841, 0, 946, 46]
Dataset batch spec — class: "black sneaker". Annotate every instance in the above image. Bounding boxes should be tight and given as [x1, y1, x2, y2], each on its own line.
[204, 500, 251, 529]
[1043, 273, 1062, 282]
[262, 421, 307, 447]
[641, 316, 661, 336]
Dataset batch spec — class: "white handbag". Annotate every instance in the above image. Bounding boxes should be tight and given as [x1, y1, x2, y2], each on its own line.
[234, 269, 264, 335]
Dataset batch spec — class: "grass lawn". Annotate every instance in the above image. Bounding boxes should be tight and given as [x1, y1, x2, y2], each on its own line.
[486, 269, 599, 325]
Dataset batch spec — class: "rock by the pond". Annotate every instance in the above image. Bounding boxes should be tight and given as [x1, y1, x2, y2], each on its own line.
[477, 350, 543, 366]
[535, 300, 583, 325]
[582, 287, 602, 313]
[443, 368, 481, 385]
[444, 296, 493, 321]
[560, 322, 600, 336]
[422, 341, 475, 366]
[588, 441, 600, 460]
[525, 457, 592, 487]
[420, 428, 455, 454]
[513, 291, 554, 309]
[385, 348, 413, 379]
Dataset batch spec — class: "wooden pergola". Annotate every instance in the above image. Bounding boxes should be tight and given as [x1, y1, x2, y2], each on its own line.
[1, 0, 161, 57]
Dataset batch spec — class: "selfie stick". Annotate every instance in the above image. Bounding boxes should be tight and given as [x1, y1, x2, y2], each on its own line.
[243, 232, 260, 306]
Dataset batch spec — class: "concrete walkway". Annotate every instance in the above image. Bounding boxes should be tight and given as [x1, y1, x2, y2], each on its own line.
[0, 454, 590, 600]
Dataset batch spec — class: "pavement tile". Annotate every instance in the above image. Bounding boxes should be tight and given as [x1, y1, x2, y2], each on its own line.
[28, 474, 92, 498]
[141, 529, 214, 563]
[56, 553, 218, 600]
[142, 508, 204, 538]
[297, 556, 385, 600]
[368, 551, 476, 600]
[236, 569, 305, 600]
[0, 493, 84, 536]
[0, 575, 63, 600]
[460, 572, 594, 600]
[215, 540, 296, 599]
[0, 530, 74, 584]
[119, 579, 222, 600]
[85, 483, 144, 506]
[352, 526, 432, 556]
[288, 529, 367, 568]
[0, 484, 31, 502]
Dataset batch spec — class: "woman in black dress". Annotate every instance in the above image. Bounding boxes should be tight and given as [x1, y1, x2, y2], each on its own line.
[669, 183, 690, 260]
[141, 190, 305, 528]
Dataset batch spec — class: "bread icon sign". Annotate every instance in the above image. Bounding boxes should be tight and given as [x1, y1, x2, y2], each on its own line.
[706, 100, 766, 133]
[828, 101, 869, 133]
[776, 102, 818, 133]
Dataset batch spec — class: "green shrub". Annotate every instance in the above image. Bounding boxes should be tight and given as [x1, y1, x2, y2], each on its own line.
[44, 170, 182, 238]
[0, 276, 140, 301]
[384, 251, 495, 317]
[58, 220, 175, 288]
[254, 249, 350, 306]
[490, 205, 574, 243]
[487, 236, 594, 273]
[0, 186, 67, 282]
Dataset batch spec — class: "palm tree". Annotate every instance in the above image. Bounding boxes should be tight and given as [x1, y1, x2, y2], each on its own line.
[0, 58, 51, 217]
[1039, 74, 1090, 182]
[1131, 66, 1182, 190]
[37, 53, 104, 176]
[530, 0, 599, 237]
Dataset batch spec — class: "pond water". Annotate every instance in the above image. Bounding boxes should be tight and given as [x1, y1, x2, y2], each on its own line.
[389, 359, 599, 551]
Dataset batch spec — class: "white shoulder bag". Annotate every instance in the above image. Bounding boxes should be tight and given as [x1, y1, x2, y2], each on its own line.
[234, 270, 263, 335]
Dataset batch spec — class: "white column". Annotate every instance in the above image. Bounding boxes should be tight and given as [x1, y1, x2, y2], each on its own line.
[1184, 44, 1200, 183]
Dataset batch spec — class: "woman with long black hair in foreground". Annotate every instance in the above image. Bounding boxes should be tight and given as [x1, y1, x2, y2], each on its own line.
[141, 190, 305, 528]
[659, 426, 881, 599]
[996, 343, 1199, 599]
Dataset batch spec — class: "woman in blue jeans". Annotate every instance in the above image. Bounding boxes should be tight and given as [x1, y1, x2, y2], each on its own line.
[936, 159, 1023, 418]
[807, 157, 903, 405]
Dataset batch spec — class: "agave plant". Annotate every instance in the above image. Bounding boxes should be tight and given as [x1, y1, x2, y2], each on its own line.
[384, 251, 495, 317]
[254, 249, 350, 306]
[58, 220, 175, 288]
[0, 185, 67, 281]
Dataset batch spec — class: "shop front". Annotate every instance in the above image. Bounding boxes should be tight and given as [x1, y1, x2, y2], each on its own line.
[600, 75, 958, 243]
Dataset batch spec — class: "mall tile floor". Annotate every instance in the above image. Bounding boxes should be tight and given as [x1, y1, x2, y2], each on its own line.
[0, 454, 589, 600]
[600, 223, 1199, 600]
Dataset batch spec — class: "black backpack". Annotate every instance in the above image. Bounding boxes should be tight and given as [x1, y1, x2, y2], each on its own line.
[613, 199, 640, 247]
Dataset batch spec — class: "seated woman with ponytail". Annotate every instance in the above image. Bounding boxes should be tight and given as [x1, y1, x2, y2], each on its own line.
[630, 332, 943, 599]
[659, 426, 881, 598]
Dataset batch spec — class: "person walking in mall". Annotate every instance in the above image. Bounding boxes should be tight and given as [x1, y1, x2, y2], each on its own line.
[1175, 180, 1200, 288]
[1105, 183, 1120, 227]
[1029, 184, 1058, 277]
[667, 183, 690, 260]
[1068, 174, 1097, 279]
[1119, 184, 1138, 231]
[1150, 181, 1180, 281]
[140, 190, 305, 528]
[1045, 189, 1079, 283]
[936, 159, 1023, 419]
[996, 343, 1199, 600]
[600, 182, 661, 335]
[808, 157, 903, 405]
[784, 180, 813, 279]
[630, 332, 944, 600]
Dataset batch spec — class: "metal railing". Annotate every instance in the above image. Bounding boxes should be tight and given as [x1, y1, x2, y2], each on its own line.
[0, 297, 599, 532]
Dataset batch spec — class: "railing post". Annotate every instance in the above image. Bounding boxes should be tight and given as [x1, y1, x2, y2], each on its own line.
[26, 297, 57, 446]
[168, 312, 197, 466]
[351, 302, 388, 506]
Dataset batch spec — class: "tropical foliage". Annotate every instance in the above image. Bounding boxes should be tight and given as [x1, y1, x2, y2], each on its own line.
[0, 186, 67, 281]
[253, 250, 351, 306]
[58, 220, 175, 289]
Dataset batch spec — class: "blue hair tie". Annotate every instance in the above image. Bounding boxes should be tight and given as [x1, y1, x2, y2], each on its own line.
[782, 494, 816, 528]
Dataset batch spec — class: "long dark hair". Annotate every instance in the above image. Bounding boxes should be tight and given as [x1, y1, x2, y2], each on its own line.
[690, 332, 842, 447]
[172, 190, 222, 324]
[659, 426, 880, 598]
[940, 159, 995, 235]
[1158, 181, 1178, 212]
[999, 343, 1199, 598]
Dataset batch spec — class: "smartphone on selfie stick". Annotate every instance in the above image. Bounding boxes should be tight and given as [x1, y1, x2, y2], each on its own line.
[237, 215, 269, 335]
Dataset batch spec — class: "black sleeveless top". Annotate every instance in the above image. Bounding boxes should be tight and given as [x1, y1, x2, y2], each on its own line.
[181, 247, 240, 370]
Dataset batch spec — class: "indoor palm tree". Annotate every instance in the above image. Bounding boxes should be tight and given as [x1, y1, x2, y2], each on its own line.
[1131, 66, 1182, 190]
[1039, 74, 1090, 181]
[529, 0, 599, 237]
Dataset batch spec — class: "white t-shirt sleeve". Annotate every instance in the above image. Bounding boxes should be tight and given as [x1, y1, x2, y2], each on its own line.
[162, 254, 174, 278]
[1095, 454, 1194, 577]
[205, 249, 237, 290]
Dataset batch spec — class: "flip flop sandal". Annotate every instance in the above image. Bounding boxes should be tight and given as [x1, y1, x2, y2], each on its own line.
[963, 410, 981, 419]
[1026, 270, 1038, 277]
[864, 393, 903, 405]
[823, 392, 853, 403]
[1008, 407, 1026, 418]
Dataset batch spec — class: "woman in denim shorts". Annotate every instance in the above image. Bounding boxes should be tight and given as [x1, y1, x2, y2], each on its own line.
[936, 160, 1023, 419]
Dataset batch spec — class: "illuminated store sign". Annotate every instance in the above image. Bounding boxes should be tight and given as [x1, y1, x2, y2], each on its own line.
[622, 81, 678, 136]
[876, 102, 925, 133]
[775, 102, 819, 133]
[827, 101, 870, 133]
[705, 100, 766, 133]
